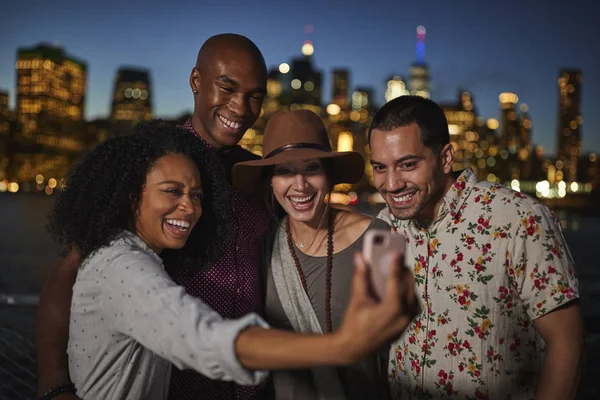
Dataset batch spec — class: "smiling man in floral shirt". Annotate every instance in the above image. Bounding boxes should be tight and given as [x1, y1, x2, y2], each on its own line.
[370, 95, 584, 400]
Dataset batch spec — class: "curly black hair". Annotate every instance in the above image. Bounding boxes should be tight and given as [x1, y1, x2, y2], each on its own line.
[48, 120, 234, 269]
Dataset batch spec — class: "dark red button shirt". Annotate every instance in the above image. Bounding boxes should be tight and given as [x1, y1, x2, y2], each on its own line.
[167, 120, 270, 400]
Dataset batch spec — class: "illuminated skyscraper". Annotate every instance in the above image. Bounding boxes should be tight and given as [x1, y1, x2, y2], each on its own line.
[264, 67, 284, 114]
[110, 67, 153, 125]
[519, 104, 532, 152]
[556, 69, 582, 182]
[15, 44, 86, 136]
[267, 68, 283, 99]
[517, 104, 535, 179]
[441, 91, 477, 172]
[498, 92, 520, 154]
[0, 90, 9, 137]
[332, 69, 350, 109]
[0, 90, 10, 180]
[289, 41, 322, 107]
[408, 26, 430, 99]
[13, 43, 87, 184]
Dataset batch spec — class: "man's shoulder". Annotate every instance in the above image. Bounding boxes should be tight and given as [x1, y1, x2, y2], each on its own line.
[467, 180, 555, 220]
[226, 146, 261, 163]
[376, 207, 392, 224]
[237, 147, 262, 162]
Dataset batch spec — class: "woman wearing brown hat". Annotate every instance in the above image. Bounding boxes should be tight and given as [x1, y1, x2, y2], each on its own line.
[234, 110, 394, 400]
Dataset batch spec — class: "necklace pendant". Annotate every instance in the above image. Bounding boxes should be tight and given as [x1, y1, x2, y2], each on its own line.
[299, 242, 305, 249]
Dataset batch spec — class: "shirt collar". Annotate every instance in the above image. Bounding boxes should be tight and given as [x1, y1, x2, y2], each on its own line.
[115, 230, 163, 264]
[438, 168, 477, 220]
[182, 119, 242, 156]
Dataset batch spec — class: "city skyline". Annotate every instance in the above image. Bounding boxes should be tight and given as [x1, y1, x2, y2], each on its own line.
[1, 0, 599, 156]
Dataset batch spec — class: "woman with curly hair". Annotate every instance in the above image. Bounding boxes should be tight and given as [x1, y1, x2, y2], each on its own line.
[46, 121, 417, 400]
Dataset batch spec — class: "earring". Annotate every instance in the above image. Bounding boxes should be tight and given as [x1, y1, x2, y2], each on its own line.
[193, 90, 198, 94]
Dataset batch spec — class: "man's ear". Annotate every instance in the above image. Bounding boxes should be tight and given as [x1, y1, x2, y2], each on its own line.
[439, 143, 455, 174]
[190, 67, 201, 94]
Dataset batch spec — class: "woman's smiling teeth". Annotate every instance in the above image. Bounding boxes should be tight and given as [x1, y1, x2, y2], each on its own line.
[166, 218, 191, 230]
[218, 115, 242, 130]
[288, 194, 316, 210]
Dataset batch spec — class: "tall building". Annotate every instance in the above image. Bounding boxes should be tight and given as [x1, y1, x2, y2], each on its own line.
[384, 76, 409, 103]
[110, 67, 153, 125]
[515, 103, 534, 179]
[264, 67, 284, 113]
[409, 64, 430, 99]
[556, 69, 583, 182]
[580, 152, 598, 190]
[519, 103, 532, 153]
[12, 43, 87, 184]
[288, 41, 322, 107]
[332, 69, 350, 109]
[408, 26, 430, 98]
[0, 90, 11, 180]
[0, 90, 9, 138]
[498, 92, 520, 154]
[15, 44, 86, 137]
[441, 91, 478, 173]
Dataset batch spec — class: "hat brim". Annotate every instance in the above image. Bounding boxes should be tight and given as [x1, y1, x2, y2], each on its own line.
[233, 148, 365, 194]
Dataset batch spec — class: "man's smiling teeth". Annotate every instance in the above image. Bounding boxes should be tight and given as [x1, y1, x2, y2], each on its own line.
[392, 192, 415, 202]
[166, 219, 191, 229]
[218, 115, 242, 129]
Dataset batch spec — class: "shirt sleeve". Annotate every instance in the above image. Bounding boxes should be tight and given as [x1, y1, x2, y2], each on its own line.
[508, 201, 580, 320]
[99, 248, 269, 385]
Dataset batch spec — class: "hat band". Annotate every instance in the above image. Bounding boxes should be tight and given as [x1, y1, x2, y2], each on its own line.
[265, 142, 331, 159]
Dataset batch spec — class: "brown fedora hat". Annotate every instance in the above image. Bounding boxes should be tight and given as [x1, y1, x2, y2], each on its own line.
[233, 110, 364, 193]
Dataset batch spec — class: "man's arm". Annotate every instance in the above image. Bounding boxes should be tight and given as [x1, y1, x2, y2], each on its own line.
[508, 202, 582, 400]
[534, 300, 584, 400]
[35, 250, 81, 398]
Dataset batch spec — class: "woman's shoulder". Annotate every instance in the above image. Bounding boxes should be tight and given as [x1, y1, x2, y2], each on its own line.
[334, 210, 375, 251]
[336, 209, 371, 228]
[372, 216, 391, 230]
[336, 209, 390, 231]
[82, 231, 161, 271]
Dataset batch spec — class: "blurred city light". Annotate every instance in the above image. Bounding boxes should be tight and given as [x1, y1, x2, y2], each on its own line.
[326, 103, 341, 115]
[278, 63, 290, 74]
[301, 41, 314, 56]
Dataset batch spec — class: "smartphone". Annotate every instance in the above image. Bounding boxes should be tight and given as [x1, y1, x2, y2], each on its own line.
[363, 229, 405, 300]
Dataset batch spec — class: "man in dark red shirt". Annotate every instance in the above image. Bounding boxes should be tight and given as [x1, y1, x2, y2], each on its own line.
[35, 34, 272, 400]
[167, 34, 272, 400]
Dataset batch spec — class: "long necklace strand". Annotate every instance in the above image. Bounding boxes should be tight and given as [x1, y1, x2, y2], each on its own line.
[285, 211, 335, 333]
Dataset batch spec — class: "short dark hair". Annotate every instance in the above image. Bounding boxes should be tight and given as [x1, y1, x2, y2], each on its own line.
[368, 95, 450, 155]
[48, 120, 233, 269]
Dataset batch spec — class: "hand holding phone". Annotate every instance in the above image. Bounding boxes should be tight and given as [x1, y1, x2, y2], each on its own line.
[362, 229, 405, 300]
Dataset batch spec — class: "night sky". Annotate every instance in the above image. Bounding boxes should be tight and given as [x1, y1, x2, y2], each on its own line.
[1, 0, 599, 155]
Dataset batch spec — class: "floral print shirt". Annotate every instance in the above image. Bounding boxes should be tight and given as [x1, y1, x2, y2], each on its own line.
[377, 169, 579, 400]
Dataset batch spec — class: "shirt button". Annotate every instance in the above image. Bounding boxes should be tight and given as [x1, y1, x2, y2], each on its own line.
[237, 288, 241, 294]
